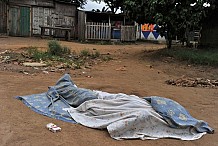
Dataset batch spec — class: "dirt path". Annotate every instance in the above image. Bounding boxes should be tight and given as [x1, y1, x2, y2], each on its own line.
[0, 37, 217, 146]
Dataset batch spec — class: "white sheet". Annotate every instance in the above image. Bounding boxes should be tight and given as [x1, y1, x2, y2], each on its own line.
[66, 91, 206, 140]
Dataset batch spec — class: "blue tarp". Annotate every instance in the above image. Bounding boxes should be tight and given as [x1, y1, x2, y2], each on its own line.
[16, 74, 98, 123]
[16, 91, 75, 123]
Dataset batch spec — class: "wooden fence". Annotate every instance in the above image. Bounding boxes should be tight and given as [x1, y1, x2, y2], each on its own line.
[85, 22, 136, 41]
[85, 22, 111, 40]
[0, 2, 7, 34]
[121, 26, 136, 41]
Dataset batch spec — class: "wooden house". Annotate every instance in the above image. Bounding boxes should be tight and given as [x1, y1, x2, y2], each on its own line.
[0, 0, 77, 38]
[0, 1, 7, 35]
[1, 1, 137, 42]
[78, 11, 136, 42]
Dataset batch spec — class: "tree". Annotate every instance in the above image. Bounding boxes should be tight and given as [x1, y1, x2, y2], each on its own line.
[123, 0, 216, 48]
[91, 0, 124, 13]
[200, 1, 218, 48]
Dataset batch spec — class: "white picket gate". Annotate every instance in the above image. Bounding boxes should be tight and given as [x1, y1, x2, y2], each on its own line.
[85, 22, 111, 40]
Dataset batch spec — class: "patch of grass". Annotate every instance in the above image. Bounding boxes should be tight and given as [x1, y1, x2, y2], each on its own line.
[91, 51, 100, 58]
[27, 41, 72, 62]
[26, 42, 71, 63]
[48, 40, 71, 56]
[102, 56, 113, 61]
[156, 47, 218, 66]
[80, 49, 101, 59]
[80, 49, 91, 57]
[97, 41, 113, 45]
[27, 47, 49, 61]
[24, 44, 112, 70]
[62, 46, 71, 54]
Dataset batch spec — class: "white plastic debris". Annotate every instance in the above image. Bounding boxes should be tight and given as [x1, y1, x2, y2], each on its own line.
[23, 62, 47, 67]
[46, 123, 61, 133]
[42, 71, 49, 74]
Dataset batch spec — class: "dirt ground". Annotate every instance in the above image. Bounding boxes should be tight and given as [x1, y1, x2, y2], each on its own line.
[0, 37, 217, 146]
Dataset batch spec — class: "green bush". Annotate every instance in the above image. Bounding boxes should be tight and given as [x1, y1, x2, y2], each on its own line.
[92, 51, 100, 58]
[48, 40, 71, 56]
[80, 49, 101, 59]
[80, 49, 90, 57]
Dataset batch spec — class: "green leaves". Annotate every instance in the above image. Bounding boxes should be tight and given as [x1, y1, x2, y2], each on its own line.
[122, 0, 216, 48]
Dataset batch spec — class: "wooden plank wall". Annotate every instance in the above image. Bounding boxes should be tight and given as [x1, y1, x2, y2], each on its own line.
[0, 2, 7, 34]
[8, 6, 19, 36]
[19, 6, 30, 36]
[32, 2, 77, 38]
[55, 2, 76, 17]
[9, 0, 53, 7]
[121, 26, 136, 41]
[32, 7, 54, 35]
[85, 22, 111, 40]
[78, 11, 86, 41]
[53, 2, 76, 38]
[8, 6, 31, 36]
[9, 0, 36, 6]
[35, 0, 54, 7]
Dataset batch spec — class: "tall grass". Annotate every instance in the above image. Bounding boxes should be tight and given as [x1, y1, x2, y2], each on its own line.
[156, 48, 218, 66]
[80, 49, 100, 59]
[48, 40, 71, 56]
[26, 40, 71, 62]
[27, 47, 49, 61]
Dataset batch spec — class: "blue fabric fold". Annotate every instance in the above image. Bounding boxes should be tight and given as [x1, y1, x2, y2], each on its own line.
[16, 74, 98, 123]
[144, 96, 214, 134]
[52, 74, 98, 107]
[16, 92, 75, 123]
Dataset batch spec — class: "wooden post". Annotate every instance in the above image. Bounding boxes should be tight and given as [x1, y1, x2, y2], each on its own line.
[66, 30, 70, 41]
[41, 27, 45, 38]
